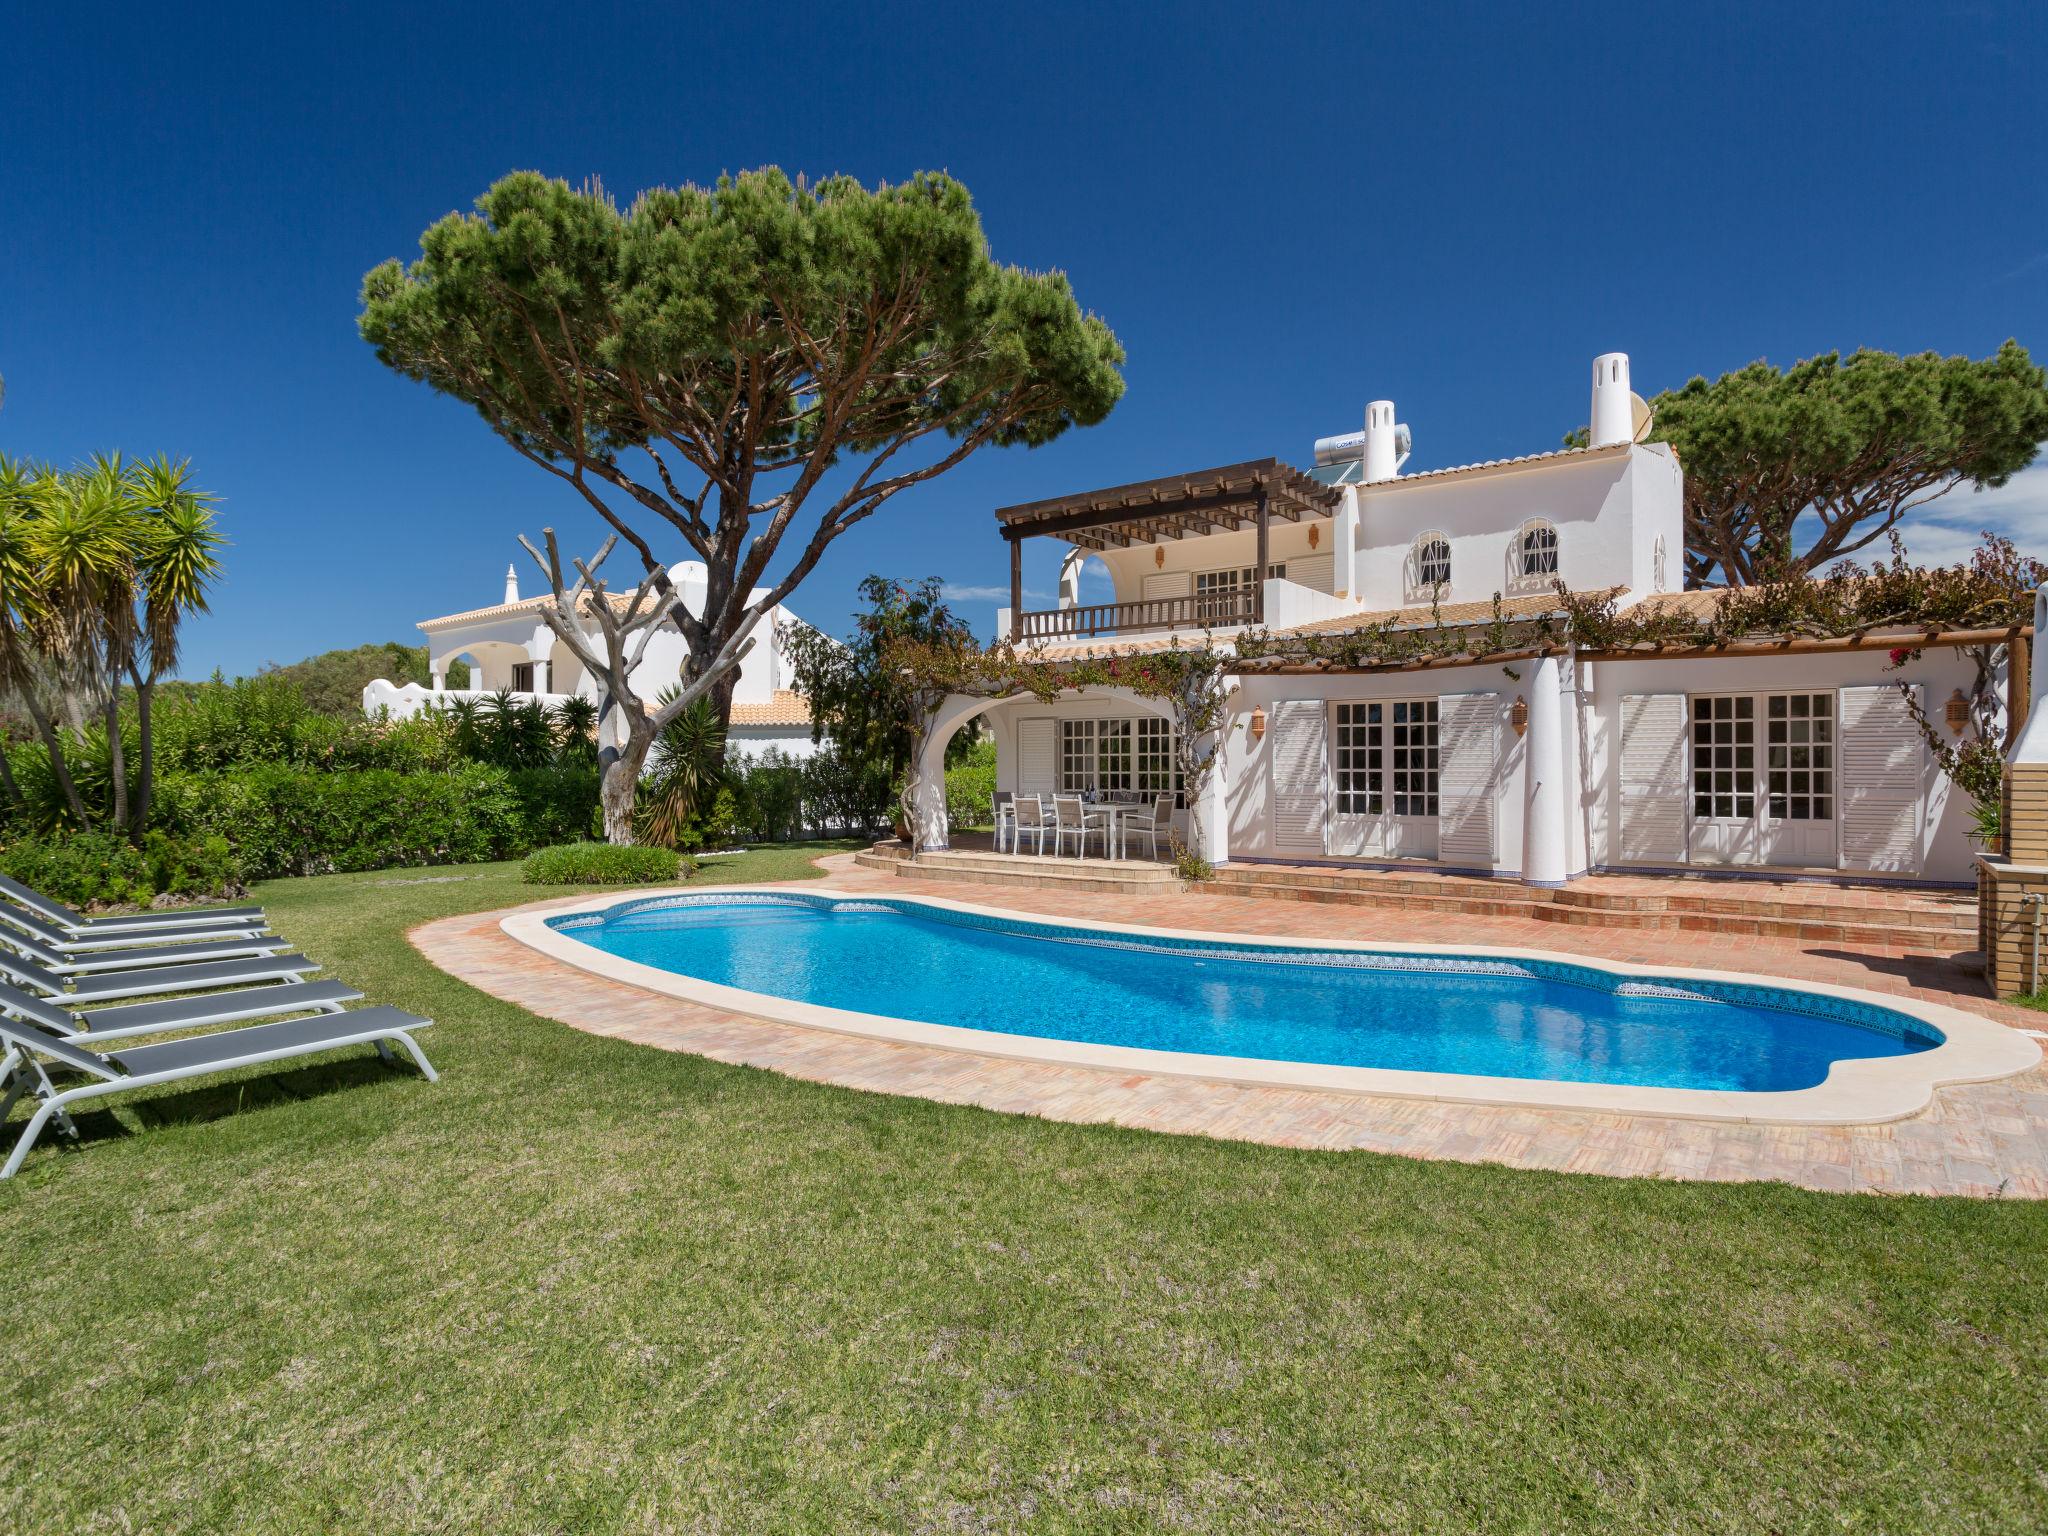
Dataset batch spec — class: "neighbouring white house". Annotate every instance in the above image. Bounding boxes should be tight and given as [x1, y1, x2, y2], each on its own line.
[364, 560, 821, 759]
[909, 352, 2014, 887]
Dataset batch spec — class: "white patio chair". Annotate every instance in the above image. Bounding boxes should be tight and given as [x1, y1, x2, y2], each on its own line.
[1052, 795, 1105, 859]
[992, 790, 1016, 853]
[1012, 795, 1050, 855]
[1129, 794, 1176, 861]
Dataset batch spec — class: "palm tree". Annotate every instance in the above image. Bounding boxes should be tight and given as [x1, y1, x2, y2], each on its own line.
[638, 687, 727, 848]
[0, 454, 95, 826]
[123, 456, 222, 833]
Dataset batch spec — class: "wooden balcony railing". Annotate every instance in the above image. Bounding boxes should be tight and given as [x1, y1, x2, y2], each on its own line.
[1013, 588, 1261, 642]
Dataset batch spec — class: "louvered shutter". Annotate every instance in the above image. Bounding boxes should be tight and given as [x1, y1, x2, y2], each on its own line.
[1016, 719, 1057, 794]
[1141, 571, 1192, 600]
[1838, 685, 1923, 873]
[1438, 693, 1499, 865]
[1287, 553, 1336, 594]
[1267, 699, 1328, 854]
[1617, 693, 1688, 864]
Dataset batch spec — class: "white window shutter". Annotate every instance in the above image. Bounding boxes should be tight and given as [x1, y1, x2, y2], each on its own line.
[1839, 685, 1924, 873]
[1017, 719, 1056, 794]
[1141, 571, 1192, 601]
[1438, 693, 1499, 865]
[1618, 693, 1687, 864]
[1267, 699, 1328, 854]
[1287, 552, 1335, 594]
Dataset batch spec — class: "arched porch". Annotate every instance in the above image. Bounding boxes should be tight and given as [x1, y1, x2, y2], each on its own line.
[907, 686, 1225, 864]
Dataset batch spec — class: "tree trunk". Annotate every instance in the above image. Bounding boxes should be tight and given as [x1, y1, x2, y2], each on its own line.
[104, 692, 129, 832]
[597, 722, 656, 845]
[129, 668, 155, 836]
[0, 742, 22, 811]
[22, 695, 89, 828]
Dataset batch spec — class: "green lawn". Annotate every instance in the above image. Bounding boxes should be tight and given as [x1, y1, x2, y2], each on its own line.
[5, 843, 2045, 1533]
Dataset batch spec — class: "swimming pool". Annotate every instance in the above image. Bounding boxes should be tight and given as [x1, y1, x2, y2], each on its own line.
[538, 890, 1961, 1099]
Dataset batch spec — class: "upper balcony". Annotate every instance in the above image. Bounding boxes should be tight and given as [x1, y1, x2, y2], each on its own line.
[994, 458, 1343, 644]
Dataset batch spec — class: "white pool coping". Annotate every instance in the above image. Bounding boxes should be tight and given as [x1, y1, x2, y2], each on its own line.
[501, 885, 2041, 1127]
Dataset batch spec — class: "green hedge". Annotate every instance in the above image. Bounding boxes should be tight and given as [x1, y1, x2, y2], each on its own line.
[506, 766, 603, 847]
[158, 762, 525, 880]
[521, 842, 683, 886]
[0, 829, 242, 909]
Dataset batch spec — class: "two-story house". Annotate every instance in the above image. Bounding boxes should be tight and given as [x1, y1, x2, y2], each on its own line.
[911, 353, 1998, 887]
[364, 559, 821, 760]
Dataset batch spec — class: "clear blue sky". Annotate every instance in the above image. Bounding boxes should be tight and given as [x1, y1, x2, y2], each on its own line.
[4, 0, 2044, 676]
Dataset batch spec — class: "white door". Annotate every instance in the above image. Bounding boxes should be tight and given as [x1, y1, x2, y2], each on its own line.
[1758, 691, 1837, 866]
[1687, 694, 1759, 864]
[1327, 701, 1385, 856]
[1385, 699, 1440, 859]
[1437, 693, 1498, 868]
[1267, 699, 1329, 855]
[1016, 719, 1057, 795]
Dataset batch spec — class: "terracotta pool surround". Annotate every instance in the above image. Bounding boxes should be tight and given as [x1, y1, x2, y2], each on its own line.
[501, 886, 2039, 1128]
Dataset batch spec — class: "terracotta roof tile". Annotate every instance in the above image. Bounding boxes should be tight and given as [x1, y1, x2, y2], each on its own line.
[728, 689, 812, 728]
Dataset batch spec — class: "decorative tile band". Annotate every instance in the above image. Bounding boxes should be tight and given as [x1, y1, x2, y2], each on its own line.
[547, 891, 1945, 1048]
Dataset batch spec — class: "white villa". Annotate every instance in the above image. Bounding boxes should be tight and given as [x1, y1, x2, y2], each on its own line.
[364, 561, 820, 758]
[910, 353, 2005, 888]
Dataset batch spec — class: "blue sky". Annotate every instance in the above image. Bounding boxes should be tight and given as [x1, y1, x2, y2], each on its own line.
[3, 0, 2044, 675]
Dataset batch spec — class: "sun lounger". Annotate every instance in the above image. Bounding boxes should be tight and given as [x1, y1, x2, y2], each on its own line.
[0, 915, 292, 975]
[0, 1004, 436, 1178]
[0, 897, 272, 953]
[0, 872, 265, 936]
[0, 947, 322, 1003]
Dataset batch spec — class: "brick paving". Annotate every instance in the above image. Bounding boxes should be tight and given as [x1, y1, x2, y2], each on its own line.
[411, 851, 2048, 1198]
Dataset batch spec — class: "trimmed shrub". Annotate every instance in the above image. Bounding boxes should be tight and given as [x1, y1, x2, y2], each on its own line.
[0, 830, 154, 907]
[505, 766, 603, 852]
[0, 829, 244, 909]
[165, 762, 523, 879]
[521, 842, 683, 886]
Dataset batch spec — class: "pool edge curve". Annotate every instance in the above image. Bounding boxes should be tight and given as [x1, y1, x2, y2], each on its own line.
[500, 885, 2041, 1128]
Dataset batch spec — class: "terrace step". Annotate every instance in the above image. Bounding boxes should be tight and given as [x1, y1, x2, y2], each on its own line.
[852, 845, 1181, 896]
[1196, 864, 1977, 952]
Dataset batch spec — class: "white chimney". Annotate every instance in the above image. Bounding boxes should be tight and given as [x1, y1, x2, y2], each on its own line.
[503, 563, 520, 604]
[1362, 400, 1410, 484]
[1590, 353, 1633, 447]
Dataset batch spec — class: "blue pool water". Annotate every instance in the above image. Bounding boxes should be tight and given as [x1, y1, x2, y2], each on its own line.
[550, 894, 1942, 1093]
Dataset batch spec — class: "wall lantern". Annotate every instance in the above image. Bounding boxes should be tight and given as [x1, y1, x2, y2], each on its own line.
[1945, 688, 1971, 736]
[1154, 545, 1165, 569]
[1307, 523, 1320, 550]
[1249, 707, 1267, 742]
[1509, 696, 1529, 737]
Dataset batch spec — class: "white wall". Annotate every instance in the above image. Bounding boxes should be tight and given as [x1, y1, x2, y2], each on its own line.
[1351, 445, 1671, 611]
[1225, 664, 1531, 875]
[1580, 646, 1987, 883]
[1084, 518, 1341, 606]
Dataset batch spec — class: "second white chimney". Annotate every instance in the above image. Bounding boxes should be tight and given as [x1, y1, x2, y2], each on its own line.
[503, 563, 520, 604]
[1590, 353, 1633, 447]
[1363, 400, 1410, 484]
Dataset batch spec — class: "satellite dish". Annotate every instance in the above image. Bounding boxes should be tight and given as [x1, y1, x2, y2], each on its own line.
[1630, 391, 1654, 442]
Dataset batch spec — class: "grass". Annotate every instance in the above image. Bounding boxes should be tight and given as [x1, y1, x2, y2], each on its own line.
[5, 840, 2046, 1533]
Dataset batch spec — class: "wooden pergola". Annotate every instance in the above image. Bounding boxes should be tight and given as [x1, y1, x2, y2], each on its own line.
[995, 458, 1342, 641]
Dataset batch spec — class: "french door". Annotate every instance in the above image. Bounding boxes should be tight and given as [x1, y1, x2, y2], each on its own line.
[1687, 691, 1836, 867]
[1327, 700, 1439, 859]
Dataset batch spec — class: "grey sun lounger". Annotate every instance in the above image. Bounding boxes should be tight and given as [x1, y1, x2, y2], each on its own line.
[0, 897, 272, 954]
[0, 1005, 436, 1178]
[0, 979, 366, 1104]
[0, 872, 265, 936]
[0, 918, 292, 976]
[0, 947, 322, 1003]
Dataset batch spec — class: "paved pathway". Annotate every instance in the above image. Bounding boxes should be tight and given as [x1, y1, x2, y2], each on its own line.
[410, 852, 2048, 1198]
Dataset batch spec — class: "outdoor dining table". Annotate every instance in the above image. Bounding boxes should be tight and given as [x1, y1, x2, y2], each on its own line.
[1082, 800, 1145, 860]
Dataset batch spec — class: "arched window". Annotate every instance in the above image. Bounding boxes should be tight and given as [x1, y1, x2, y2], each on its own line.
[1510, 519, 1559, 591]
[1408, 533, 1451, 600]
